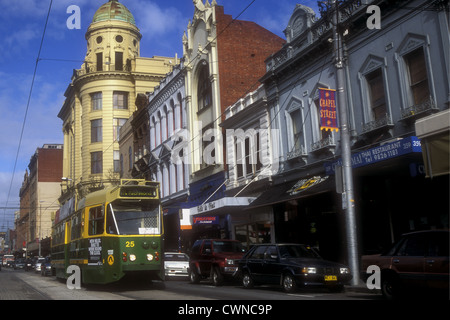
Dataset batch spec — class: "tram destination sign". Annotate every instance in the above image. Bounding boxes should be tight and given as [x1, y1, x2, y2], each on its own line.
[120, 186, 157, 198]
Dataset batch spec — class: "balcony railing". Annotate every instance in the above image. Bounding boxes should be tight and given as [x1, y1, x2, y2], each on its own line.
[75, 62, 132, 78]
[311, 135, 336, 153]
[400, 96, 438, 120]
[362, 114, 394, 134]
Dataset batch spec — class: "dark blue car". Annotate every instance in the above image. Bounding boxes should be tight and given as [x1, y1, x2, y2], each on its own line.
[237, 243, 352, 293]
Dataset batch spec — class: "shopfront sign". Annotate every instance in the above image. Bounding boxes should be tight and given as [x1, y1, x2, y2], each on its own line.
[193, 216, 219, 225]
[324, 136, 422, 175]
[288, 176, 329, 196]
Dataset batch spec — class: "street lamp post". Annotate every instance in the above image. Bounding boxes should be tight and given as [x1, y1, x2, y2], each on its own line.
[322, 0, 360, 286]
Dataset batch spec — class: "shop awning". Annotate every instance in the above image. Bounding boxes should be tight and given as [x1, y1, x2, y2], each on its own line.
[189, 197, 257, 216]
[415, 110, 450, 178]
[247, 176, 334, 209]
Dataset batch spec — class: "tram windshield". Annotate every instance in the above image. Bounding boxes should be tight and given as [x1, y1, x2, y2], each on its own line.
[106, 200, 161, 235]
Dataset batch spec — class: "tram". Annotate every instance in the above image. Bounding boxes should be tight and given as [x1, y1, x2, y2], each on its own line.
[51, 179, 164, 284]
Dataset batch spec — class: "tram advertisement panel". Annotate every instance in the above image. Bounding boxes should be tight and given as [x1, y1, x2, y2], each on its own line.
[88, 238, 102, 265]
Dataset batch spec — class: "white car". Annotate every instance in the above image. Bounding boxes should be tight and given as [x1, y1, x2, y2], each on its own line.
[164, 252, 189, 278]
[34, 257, 45, 273]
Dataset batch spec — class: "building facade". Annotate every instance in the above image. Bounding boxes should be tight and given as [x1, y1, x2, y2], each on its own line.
[58, 0, 177, 211]
[134, 63, 189, 251]
[250, 0, 449, 263]
[16, 144, 63, 257]
[182, 0, 284, 242]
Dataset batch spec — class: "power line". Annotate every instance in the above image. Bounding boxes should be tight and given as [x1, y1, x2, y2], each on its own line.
[1, 0, 53, 230]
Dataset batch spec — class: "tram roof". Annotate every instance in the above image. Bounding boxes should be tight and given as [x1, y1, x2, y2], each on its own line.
[81, 180, 160, 208]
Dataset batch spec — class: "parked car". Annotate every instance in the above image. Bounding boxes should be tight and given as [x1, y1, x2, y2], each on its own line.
[41, 257, 52, 276]
[164, 252, 190, 278]
[189, 239, 245, 286]
[237, 243, 352, 293]
[24, 258, 34, 271]
[361, 230, 449, 300]
[14, 258, 26, 270]
[34, 257, 45, 273]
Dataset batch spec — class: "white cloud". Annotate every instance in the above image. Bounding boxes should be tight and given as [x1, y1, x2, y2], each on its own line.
[127, 0, 185, 39]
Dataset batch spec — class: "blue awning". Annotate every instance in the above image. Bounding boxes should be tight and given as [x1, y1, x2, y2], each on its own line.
[324, 136, 422, 175]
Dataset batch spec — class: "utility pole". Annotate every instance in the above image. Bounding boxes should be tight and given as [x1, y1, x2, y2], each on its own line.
[323, 0, 360, 286]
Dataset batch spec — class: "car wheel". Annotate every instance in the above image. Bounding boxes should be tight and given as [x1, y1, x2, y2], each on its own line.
[242, 272, 254, 289]
[189, 268, 200, 284]
[211, 266, 223, 286]
[282, 273, 297, 293]
[381, 275, 400, 300]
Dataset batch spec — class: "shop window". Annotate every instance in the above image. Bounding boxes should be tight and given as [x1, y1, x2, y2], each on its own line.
[235, 222, 271, 248]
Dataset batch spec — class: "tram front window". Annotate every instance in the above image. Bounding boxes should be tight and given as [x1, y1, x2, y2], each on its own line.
[107, 200, 161, 235]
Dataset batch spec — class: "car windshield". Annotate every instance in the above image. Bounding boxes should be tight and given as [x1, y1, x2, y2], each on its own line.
[279, 245, 321, 259]
[107, 200, 161, 235]
[164, 254, 189, 261]
[213, 241, 244, 253]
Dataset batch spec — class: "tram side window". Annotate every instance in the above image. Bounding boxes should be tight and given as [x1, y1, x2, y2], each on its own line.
[71, 211, 83, 240]
[53, 223, 65, 245]
[89, 206, 104, 235]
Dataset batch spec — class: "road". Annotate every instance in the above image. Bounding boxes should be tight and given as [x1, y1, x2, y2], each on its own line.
[0, 267, 382, 301]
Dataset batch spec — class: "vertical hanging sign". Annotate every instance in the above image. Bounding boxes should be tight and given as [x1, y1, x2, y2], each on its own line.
[319, 88, 339, 132]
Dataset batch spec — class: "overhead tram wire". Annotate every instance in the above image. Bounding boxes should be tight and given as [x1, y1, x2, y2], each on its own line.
[1, 0, 54, 231]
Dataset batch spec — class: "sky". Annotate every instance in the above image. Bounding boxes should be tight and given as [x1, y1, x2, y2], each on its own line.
[0, 0, 320, 232]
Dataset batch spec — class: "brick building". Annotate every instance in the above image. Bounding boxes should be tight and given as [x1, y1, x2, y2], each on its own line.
[182, 0, 284, 241]
[16, 144, 63, 257]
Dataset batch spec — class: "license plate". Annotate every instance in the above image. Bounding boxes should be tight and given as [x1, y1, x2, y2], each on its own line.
[324, 275, 337, 281]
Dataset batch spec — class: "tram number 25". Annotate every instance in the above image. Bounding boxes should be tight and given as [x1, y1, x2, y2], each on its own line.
[126, 241, 135, 248]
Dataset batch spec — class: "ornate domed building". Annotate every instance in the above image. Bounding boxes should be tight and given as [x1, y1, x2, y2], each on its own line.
[58, 0, 177, 206]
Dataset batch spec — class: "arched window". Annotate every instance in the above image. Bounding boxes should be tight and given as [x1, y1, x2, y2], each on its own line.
[197, 63, 212, 112]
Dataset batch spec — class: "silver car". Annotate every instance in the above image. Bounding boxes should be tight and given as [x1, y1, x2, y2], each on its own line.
[34, 257, 45, 273]
[164, 252, 189, 278]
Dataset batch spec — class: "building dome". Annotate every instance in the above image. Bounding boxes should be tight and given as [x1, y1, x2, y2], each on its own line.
[92, 0, 136, 25]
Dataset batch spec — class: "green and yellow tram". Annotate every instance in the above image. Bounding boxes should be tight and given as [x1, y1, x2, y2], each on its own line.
[52, 179, 164, 284]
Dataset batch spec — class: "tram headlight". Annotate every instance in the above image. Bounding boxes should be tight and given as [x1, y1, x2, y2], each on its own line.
[129, 254, 137, 262]
[147, 254, 154, 261]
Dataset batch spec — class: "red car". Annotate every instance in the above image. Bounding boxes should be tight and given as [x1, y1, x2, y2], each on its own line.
[361, 230, 449, 299]
[188, 239, 245, 286]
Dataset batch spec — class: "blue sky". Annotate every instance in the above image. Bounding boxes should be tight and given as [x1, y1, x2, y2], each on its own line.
[0, 0, 319, 232]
